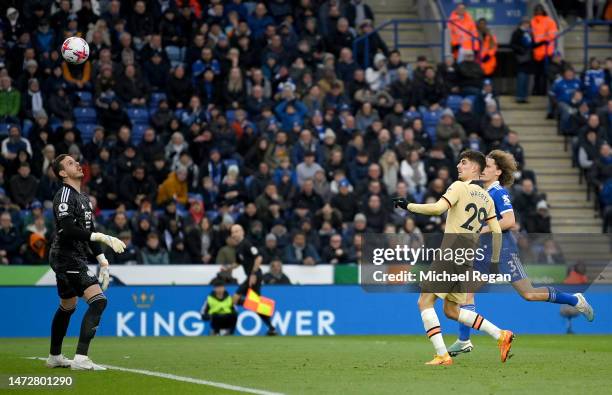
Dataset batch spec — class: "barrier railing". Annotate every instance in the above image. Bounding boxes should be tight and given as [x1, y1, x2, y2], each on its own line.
[352, 18, 482, 68]
[553, 19, 612, 70]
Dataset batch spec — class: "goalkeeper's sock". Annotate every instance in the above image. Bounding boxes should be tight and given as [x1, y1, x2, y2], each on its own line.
[76, 294, 107, 355]
[421, 308, 447, 356]
[50, 305, 75, 355]
[457, 309, 501, 340]
[546, 287, 579, 306]
[458, 304, 475, 341]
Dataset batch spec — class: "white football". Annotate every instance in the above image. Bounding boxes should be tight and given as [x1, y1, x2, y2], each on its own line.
[61, 37, 90, 64]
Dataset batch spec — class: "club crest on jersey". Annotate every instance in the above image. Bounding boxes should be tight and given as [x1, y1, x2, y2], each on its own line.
[502, 195, 511, 205]
[58, 203, 68, 212]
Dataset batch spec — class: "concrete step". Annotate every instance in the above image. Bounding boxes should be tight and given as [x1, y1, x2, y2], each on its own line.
[518, 134, 565, 143]
[552, 216, 601, 226]
[398, 47, 434, 63]
[548, 207, 598, 218]
[526, 158, 574, 169]
[379, 30, 425, 43]
[552, 224, 603, 233]
[524, 151, 573, 159]
[538, 183, 588, 192]
[369, 0, 417, 14]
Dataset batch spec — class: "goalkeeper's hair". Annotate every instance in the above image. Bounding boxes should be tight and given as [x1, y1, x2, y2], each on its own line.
[458, 150, 486, 172]
[487, 149, 517, 187]
[52, 154, 70, 180]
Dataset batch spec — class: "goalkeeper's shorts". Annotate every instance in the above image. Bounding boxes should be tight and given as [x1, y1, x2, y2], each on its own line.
[50, 253, 98, 299]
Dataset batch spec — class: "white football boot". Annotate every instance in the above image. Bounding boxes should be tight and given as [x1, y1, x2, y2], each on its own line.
[71, 354, 107, 371]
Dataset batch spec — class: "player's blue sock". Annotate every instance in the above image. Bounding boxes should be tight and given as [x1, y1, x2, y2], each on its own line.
[458, 304, 475, 341]
[547, 287, 578, 306]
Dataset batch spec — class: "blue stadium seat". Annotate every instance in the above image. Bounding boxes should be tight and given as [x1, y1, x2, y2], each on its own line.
[49, 119, 62, 132]
[0, 123, 10, 137]
[206, 210, 219, 222]
[73, 107, 97, 123]
[127, 107, 150, 125]
[223, 159, 239, 169]
[132, 123, 149, 144]
[150, 92, 167, 109]
[74, 91, 93, 106]
[77, 123, 97, 143]
[165, 46, 183, 68]
[226, 110, 236, 122]
[422, 109, 442, 143]
[21, 120, 33, 138]
[464, 95, 477, 104]
[404, 110, 421, 122]
[446, 95, 463, 113]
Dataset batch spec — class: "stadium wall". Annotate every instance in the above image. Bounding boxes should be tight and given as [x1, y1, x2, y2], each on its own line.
[2, 285, 611, 337]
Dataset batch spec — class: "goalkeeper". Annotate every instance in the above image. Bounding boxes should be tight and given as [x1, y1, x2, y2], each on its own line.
[46, 154, 126, 371]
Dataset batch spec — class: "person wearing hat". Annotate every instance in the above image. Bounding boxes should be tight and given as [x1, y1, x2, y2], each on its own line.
[200, 278, 238, 335]
[354, 16, 389, 67]
[510, 16, 534, 103]
[261, 233, 282, 265]
[366, 53, 390, 91]
[436, 108, 466, 146]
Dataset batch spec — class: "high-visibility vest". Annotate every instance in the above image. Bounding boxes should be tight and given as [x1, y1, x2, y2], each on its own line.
[531, 15, 557, 61]
[448, 11, 480, 53]
[481, 33, 498, 76]
[207, 294, 234, 315]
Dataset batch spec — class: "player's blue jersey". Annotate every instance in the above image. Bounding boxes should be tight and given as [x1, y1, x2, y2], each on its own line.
[474, 181, 527, 282]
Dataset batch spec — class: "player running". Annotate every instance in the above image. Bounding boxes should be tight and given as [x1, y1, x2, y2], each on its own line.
[46, 154, 126, 370]
[224, 224, 277, 335]
[393, 150, 513, 366]
[448, 150, 594, 357]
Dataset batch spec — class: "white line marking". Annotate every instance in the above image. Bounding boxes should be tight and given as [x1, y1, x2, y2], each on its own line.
[26, 357, 283, 395]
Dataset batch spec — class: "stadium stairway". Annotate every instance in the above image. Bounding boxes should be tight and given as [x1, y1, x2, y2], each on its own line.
[562, 24, 610, 70]
[500, 96, 609, 263]
[368, 0, 435, 62]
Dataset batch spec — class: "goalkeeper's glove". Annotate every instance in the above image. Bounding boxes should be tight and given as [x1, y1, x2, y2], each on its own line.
[91, 232, 126, 254]
[391, 196, 409, 210]
[96, 254, 110, 290]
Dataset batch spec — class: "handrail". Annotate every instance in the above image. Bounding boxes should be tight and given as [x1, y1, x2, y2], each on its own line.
[553, 19, 612, 70]
[352, 17, 483, 68]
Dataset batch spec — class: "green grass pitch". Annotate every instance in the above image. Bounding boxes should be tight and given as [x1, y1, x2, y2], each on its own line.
[0, 336, 610, 394]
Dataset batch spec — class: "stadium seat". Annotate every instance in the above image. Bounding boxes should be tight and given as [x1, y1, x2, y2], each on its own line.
[404, 110, 421, 122]
[223, 159, 239, 169]
[77, 123, 97, 143]
[206, 210, 219, 222]
[73, 107, 97, 123]
[446, 95, 463, 113]
[165, 46, 183, 68]
[464, 95, 477, 104]
[422, 109, 442, 142]
[132, 123, 149, 144]
[49, 118, 62, 132]
[0, 123, 10, 137]
[127, 107, 150, 125]
[150, 92, 167, 109]
[21, 120, 33, 138]
[74, 91, 93, 106]
[226, 110, 236, 122]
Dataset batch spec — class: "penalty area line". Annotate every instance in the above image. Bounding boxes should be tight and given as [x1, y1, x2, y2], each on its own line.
[25, 357, 284, 395]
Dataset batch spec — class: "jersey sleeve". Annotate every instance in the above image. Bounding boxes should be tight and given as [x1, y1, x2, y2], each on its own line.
[54, 188, 75, 220]
[494, 189, 514, 215]
[441, 181, 463, 208]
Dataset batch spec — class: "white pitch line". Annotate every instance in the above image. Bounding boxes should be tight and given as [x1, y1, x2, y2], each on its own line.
[25, 357, 284, 395]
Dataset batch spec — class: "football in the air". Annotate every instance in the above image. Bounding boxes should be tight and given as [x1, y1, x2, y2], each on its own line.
[61, 37, 89, 64]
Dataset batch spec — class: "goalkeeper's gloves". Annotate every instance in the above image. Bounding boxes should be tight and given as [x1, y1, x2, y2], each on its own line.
[391, 196, 409, 210]
[96, 254, 110, 291]
[91, 232, 126, 253]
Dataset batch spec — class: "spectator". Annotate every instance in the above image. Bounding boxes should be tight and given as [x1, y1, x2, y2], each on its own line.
[510, 17, 534, 103]
[436, 109, 466, 146]
[414, 67, 445, 110]
[261, 233, 282, 265]
[8, 163, 38, 209]
[0, 76, 21, 123]
[118, 165, 157, 209]
[537, 238, 565, 264]
[500, 130, 525, 171]
[365, 53, 390, 92]
[0, 212, 22, 264]
[116, 64, 149, 106]
[482, 113, 509, 150]
[296, 151, 324, 187]
[200, 279, 238, 335]
[2, 125, 33, 162]
[457, 50, 484, 96]
[321, 233, 350, 264]
[263, 258, 291, 284]
[513, 178, 542, 225]
[156, 166, 188, 206]
[362, 194, 388, 233]
[139, 232, 170, 264]
[283, 231, 321, 265]
[109, 231, 139, 265]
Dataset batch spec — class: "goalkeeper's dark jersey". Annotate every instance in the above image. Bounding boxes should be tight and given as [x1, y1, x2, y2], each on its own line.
[50, 184, 96, 262]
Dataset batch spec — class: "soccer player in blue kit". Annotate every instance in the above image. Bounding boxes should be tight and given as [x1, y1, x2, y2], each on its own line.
[448, 150, 594, 356]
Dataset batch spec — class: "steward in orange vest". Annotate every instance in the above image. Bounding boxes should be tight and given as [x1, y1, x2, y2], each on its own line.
[531, 5, 557, 62]
[477, 18, 498, 76]
[448, 3, 480, 60]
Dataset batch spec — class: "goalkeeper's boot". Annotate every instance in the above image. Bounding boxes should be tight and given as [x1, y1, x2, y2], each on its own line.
[46, 354, 72, 368]
[71, 354, 107, 371]
[498, 330, 515, 363]
[574, 293, 594, 322]
[424, 353, 453, 366]
[448, 339, 474, 357]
